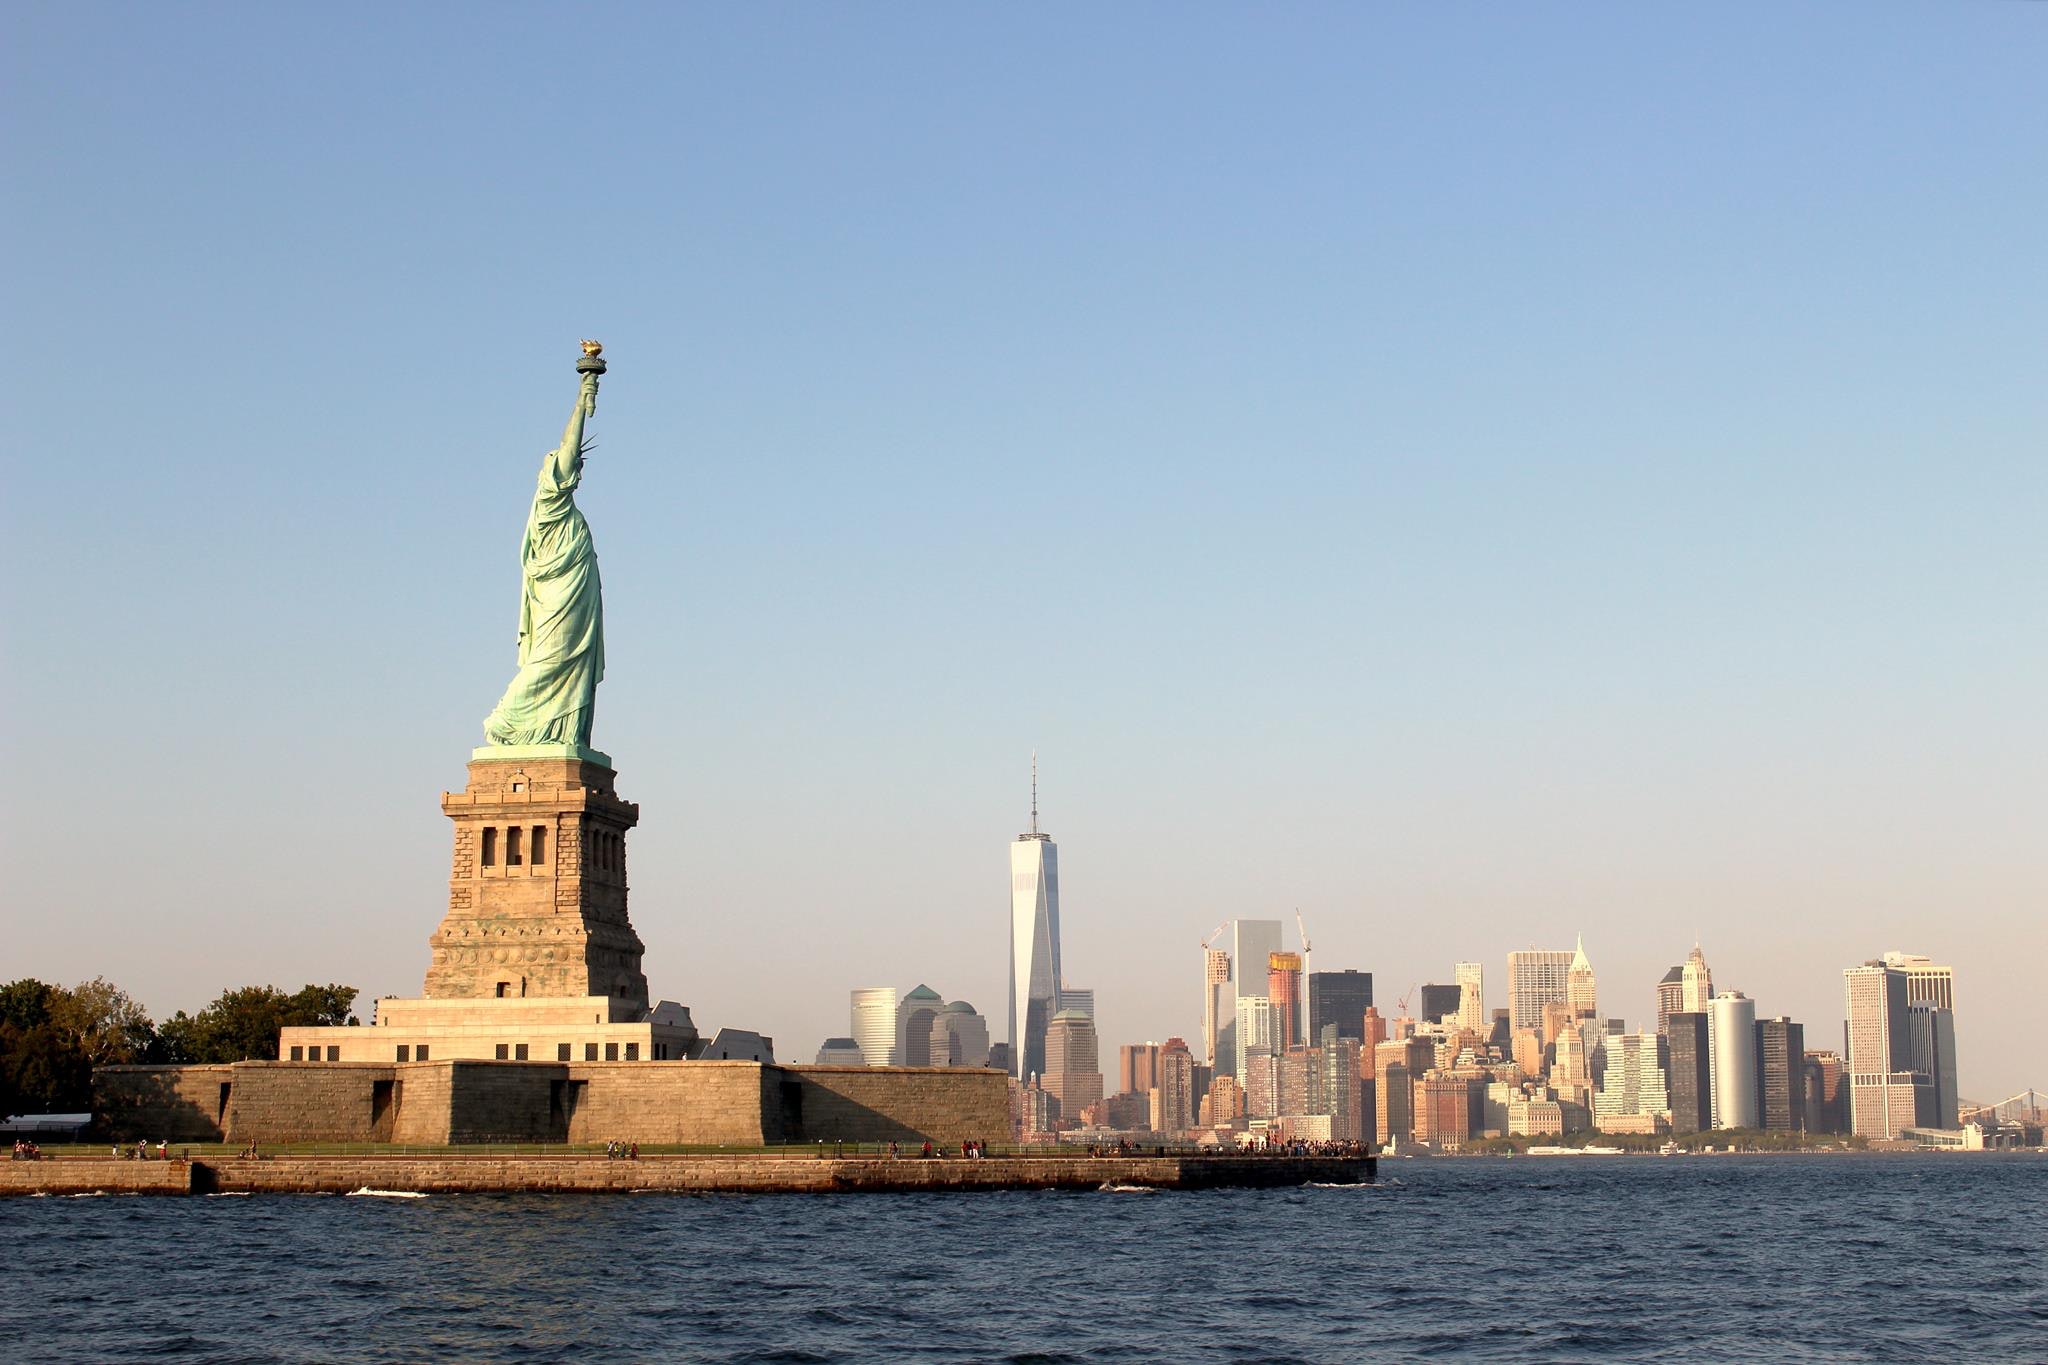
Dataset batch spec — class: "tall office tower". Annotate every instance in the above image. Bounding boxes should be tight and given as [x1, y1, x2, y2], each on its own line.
[1541, 1000, 1576, 1050]
[1550, 1024, 1595, 1108]
[1908, 1004, 1959, 1128]
[1804, 1050, 1848, 1132]
[1373, 1037, 1431, 1144]
[1455, 962, 1485, 1032]
[1566, 934, 1598, 1020]
[1507, 949, 1575, 1032]
[1120, 1042, 1162, 1096]
[1489, 1009, 1512, 1050]
[1197, 1074, 1241, 1127]
[1235, 993, 1277, 1078]
[1309, 970, 1373, 1042]
[1418, 984, 1462, 1024]
[1593, 1030, 1670, 1127]
[1415, 1075, 1475, 1148]
[1202, 949, 1232, 1069]
[1210, 919, 1283, 1079]
[1655, 967, 1685, 1036]
[1318, 1028, 1365, 1141]
[1243, 1052, 1279, 1119]
[850, 987, 901, 1067]
[1666, 1012, 1711, 1132]
[899, 984, 945, 1066]
[1377, 1062, 1413, 1145]
[1362, 1006, 1388, 1050]
[1709, 992, 1759, 1129]
[1511, 1027, 1545, 1079]
[1042, 1010, 1103, 1125]
[1754, 1016, 1805, 1132]
[815, 1037, 865, 1065]
[1276, 1045, 1317, 1117]
[1057, 986, 1095, 1019]
[1268, 953, 1304, 1048]
[1881, 951, 1956, 1011]
[1680, 942, 1714, 1014]
[1843, 960, 1923, 1139]
[1008, 758, 1063, 1080]
[1156, 1037, 1197, 1134]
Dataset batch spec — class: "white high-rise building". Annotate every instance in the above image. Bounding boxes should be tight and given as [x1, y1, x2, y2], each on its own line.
[1215, 919, 1283, 1078]
[1845, 960, 1913, 1138]
[850, 987, 901, 1068]
[1455, 961, 1485, 1032]
[1708, 992, 1759, 1129]
[1235, 993, 1277, 1079]
[1008, 755, 1063, 1079]
[1566, 934, 1598, 1020]
[1680, 942, 1714, 1014]
[1594, 1030, 1671, 1124]
[1507, 949, 1574, 1032]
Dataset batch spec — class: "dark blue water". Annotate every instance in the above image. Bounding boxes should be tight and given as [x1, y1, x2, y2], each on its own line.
[6, 1155, 2044, 1362]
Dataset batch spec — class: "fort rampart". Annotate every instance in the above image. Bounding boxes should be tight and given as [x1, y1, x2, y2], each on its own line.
[93, 1060, 1010, 1147]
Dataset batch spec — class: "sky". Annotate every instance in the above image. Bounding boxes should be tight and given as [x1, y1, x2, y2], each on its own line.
[4, 5, 2043, 1100]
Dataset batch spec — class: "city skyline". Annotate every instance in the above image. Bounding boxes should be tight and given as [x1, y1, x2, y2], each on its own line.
[4, 7, 2042, 1100]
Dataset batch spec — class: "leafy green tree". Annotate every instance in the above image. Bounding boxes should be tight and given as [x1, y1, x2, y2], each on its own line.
[0, 978, 100, 1114]
[156, 983, 359, 1063]
[0, 979, 59, 1032]
[49, 977, 156, 1066]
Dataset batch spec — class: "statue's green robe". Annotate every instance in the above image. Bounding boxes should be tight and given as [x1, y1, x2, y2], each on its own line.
[483, 421, 604, 748]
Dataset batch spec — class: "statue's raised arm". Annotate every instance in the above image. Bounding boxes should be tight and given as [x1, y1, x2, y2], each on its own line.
[480, 343, 611, 755]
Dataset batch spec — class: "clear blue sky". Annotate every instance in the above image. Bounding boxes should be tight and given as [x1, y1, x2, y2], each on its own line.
[4, 5, 2042, 1097]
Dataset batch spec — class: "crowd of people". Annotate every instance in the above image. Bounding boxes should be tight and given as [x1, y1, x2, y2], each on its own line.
[603, 1140, 639, 1159]
[108, 1139, 170, 1160]
[10, 1139, 45, 1161]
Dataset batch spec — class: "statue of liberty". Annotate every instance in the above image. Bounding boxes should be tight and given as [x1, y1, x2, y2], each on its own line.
[482, 342, 609, 750]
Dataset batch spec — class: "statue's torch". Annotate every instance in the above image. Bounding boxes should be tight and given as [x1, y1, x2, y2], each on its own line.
[576, 339, 606, 417]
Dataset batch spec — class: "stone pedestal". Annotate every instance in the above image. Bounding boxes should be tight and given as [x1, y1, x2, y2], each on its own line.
[425, 747, 649, 1011]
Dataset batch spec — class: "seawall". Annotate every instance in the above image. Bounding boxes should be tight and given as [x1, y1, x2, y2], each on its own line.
[2, 1154, 1371, 1196]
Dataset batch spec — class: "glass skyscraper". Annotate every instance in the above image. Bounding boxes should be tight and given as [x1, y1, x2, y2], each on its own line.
[1008, 762, 1062, 1080]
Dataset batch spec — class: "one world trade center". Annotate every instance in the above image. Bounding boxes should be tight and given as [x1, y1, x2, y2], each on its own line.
[1008, 756, 1062, 1080]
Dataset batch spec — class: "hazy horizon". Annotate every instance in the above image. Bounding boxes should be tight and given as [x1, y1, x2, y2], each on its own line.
[4, 6, 2042, 1100]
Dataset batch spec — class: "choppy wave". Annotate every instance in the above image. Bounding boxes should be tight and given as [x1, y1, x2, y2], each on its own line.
[346, 1188, 428, 1199]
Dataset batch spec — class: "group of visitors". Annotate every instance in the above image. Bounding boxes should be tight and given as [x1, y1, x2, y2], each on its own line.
[898, 1139, 990, 1159]
[9, 1139, 43, 1161]
[603, 1140, 639, 1160]
[109, 1139, 169, 1160]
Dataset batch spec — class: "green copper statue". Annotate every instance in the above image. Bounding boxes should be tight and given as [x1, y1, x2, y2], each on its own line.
[482, 342, 609, 750]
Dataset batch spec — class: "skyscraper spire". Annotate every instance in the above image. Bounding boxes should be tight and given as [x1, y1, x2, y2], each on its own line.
[1030, 749, 1038, 835]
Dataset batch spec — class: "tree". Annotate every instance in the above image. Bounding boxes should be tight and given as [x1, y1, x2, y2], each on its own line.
[0, 979, 100, 1114]
[49, 977, 156, 1066]
[156, 984, 360, 1063]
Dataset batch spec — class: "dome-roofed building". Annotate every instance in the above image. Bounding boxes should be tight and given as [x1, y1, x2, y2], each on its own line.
[899, 985, 945, 1066]
[930, 1001, 992, 1068]
[815, 1037, 865, 1066]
